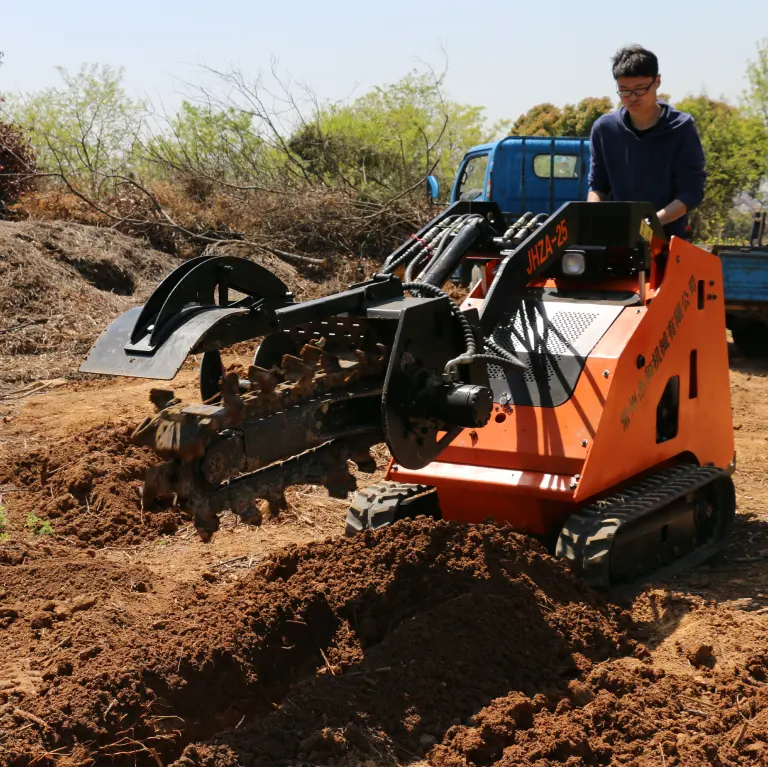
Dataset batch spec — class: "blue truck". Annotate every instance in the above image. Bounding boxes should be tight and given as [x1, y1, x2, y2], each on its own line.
[711, 213, 768, 357]
[433, 136, 768, 357]
[447, 136, 592, 215]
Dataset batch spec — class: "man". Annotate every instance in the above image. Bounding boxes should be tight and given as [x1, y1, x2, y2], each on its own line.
[588, 45, 706, 239]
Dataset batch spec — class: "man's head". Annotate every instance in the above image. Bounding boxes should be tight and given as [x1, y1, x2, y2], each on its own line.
[612, 45, 661, 114]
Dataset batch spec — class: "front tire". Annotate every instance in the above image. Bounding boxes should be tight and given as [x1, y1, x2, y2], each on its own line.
[345, 481, 440, 536]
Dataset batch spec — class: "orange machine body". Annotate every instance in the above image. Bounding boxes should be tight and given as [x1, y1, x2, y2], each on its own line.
[388, 236, 734, 536]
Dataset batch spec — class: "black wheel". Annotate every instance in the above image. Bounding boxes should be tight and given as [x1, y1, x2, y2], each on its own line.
[345, 481, 440, 536]
[253, 332, 299, 368]
[199, 332, 298, 403]
[199, 350, 225, 402]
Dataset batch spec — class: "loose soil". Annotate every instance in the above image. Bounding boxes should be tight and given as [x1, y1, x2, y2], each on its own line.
[2, 219, 768, 766]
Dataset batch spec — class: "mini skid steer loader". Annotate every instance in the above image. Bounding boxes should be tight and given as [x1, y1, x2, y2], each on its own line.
[80, 201, 736, 590]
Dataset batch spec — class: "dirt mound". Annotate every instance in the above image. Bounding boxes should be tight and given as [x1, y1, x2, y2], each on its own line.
[423, 591, 768, 766]
[0, 219, 183, 387]
[0, 220, 310, 390]
[174, 527, 631, 767]
[0, 216, 377, 391]
[0, 418, 185, 549]
[1, 519, 630, 766]
[430, 655, 768, 766]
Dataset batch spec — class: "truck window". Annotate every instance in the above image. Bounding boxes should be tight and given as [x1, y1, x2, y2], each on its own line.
[457, 154, 488, 201]
[533, 154, 579, 179]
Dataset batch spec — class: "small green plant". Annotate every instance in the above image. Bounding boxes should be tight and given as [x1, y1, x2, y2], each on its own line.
[25, 511, 54, 536]
[0, 505, 8, 542]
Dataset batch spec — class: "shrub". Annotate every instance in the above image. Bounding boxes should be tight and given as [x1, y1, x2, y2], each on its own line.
[0, 120, 36, 215]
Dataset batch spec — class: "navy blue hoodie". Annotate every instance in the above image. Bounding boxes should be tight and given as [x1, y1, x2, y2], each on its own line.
[588, 102, 706, 239]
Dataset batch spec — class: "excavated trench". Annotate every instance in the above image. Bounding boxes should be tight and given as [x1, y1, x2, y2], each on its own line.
[1, 519, 637, 766]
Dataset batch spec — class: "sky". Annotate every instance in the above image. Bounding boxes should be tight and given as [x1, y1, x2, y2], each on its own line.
[1, 0, 767, 127]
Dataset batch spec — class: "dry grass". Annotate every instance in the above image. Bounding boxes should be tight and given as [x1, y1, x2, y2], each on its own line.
[2, 180, 429, 392]
[18, 183, 428, 263]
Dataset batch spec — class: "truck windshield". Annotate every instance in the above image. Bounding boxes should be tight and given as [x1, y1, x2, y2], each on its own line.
[456, 154, 488, 201]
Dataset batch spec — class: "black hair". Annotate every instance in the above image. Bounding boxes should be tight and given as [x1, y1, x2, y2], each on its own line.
[611, 45, 659, 79]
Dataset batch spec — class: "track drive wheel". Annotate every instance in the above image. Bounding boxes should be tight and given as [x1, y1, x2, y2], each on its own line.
[345, 481, 440, 536]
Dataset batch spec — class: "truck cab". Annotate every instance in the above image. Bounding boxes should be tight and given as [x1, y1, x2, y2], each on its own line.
[450, 136, 591, 220]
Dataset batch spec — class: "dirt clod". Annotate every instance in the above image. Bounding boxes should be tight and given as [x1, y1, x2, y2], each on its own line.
[687, 642, 717, 668]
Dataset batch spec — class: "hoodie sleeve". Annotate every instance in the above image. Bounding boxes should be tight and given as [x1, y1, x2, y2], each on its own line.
[672, 120, 707, 211]
[588, 121, 611, 195]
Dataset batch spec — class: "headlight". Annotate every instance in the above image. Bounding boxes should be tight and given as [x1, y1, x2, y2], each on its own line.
[562, 250, 586, 276]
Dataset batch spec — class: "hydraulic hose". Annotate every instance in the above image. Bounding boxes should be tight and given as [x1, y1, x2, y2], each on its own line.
[403, 281, 526, 376]
[501, 211, 534, 242]
[419, 216, 485, 288]
[414, 214, 470, 278]
[404, 219, 459, 283]
[386, 208, 530, 377]
[382, 216, 457, 276]
[510, 213, 549, 246]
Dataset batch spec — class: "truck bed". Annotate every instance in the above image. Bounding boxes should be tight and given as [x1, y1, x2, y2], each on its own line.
[714, 246, 768, 305]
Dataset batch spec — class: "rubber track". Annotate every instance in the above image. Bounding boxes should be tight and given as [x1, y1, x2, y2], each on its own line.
[556, 463, 734, 592]
[345, 481, 436, 536]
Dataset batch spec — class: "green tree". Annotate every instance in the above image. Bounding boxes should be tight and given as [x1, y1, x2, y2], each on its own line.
[287, 70, 489, 199]
[745, 38, 768, 124]
[509, 103, 561, 136]
[2, 63, 145, 190]
[510, 97, 613, 137]
[142, 101, 268, 184]
[676, 95, 768, 239]
[559, 97, 614, 136]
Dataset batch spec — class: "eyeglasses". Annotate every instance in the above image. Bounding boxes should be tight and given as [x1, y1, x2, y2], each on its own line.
[617, 80, 656, 99]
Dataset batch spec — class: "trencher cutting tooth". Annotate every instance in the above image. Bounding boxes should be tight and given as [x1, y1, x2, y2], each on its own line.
[247, 365, 279, 393]
[299, 341, 325, 367]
